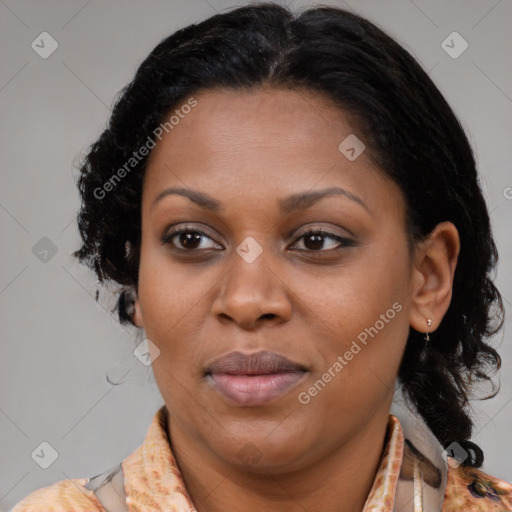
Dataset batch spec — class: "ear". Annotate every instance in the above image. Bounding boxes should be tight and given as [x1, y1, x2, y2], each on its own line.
[132, 289, 144, 328]
[409, 221, 460, 335]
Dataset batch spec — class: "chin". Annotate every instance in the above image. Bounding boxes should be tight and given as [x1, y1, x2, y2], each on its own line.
[210, 429, 312, 474]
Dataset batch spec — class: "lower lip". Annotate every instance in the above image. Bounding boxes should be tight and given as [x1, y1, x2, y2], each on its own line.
[208, 372, 306, 406]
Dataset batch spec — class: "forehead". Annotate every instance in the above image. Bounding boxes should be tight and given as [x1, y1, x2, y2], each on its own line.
[148, 86, 361, 164]
[142, 86, 402, 219]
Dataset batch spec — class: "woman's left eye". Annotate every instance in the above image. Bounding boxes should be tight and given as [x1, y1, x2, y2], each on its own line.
[163, 226, 352, 253]
[291, 230, 352, 251]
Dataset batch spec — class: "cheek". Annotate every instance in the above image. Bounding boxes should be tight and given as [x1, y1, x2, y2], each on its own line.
[304, 250, 409, 342]
[137, 237, 202, 332]
[299, 286, 409, 431]
[136, 247, 219, 383]
[299, 244, 411, 392]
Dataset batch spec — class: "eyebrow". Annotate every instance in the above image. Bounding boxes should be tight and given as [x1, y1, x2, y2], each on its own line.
[151, 186, 369, 215]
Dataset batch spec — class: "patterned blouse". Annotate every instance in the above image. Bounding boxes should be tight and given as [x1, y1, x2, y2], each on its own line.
[11, 404, 512, 511]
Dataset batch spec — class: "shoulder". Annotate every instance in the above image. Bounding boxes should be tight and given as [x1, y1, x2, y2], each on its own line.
[10, 477, 105, 512]
[443, 461, 512, 511]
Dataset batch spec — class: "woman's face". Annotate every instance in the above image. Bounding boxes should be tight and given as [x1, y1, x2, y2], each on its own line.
[134, 86, 418, 472]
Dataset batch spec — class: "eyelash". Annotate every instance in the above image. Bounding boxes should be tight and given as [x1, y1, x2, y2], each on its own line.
[161, 225, 354, 253]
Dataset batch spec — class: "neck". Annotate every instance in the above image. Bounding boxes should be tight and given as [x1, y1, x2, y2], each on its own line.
[167, 407, 392, 512]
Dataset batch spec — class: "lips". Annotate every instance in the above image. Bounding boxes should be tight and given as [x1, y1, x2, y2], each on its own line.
[205, 351, 307, 407]
[206, 350, 306, 375]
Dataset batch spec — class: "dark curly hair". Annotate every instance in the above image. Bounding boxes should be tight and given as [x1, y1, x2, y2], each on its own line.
[72, 2, 504, 468]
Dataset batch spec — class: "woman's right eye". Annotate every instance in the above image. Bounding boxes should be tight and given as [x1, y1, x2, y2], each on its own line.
[162, 227, 222, 251]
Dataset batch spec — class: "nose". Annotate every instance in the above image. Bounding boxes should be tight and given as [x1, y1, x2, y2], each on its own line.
[211, 249, 293, 330]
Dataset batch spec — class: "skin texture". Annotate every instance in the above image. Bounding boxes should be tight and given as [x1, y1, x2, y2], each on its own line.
[132, 85, 460, 512]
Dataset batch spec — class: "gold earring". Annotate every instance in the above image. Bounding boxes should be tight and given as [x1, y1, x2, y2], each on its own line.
[424, 318, 432, 342]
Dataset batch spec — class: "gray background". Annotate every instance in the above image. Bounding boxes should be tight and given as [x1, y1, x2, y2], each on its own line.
[1, 0, 511, 509]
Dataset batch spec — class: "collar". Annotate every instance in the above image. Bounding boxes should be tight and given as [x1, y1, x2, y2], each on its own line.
[390, 386, 448, 512]
[122, 405, 195, 511]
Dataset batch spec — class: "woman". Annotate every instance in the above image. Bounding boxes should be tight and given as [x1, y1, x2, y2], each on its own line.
[12, 2, 511, 511]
